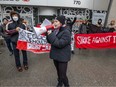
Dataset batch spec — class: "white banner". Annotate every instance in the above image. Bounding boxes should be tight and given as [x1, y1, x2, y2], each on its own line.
[92, 12, 106, 25]
[18, 28, 48, 44]
[17, 28, 51, 54]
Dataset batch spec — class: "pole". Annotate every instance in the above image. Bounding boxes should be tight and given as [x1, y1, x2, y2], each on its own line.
[104, 0, 113, 27]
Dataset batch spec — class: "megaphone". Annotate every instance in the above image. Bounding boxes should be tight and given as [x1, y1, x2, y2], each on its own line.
[33, 24, 54, 36]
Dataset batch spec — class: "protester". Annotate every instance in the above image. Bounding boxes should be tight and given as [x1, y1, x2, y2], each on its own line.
[20, 18, 29, 30]
[0, 18, 13, 56]
[107, 20, 116, 32]
[86, 19, 92, 33]
[7, 11, 28, 72]
[78, 20, 87, 34]
[96, 18, 103, 27]
[47, 15, 71, 87]
[66, 17, 76, 31]
[66, 17, 76, 54]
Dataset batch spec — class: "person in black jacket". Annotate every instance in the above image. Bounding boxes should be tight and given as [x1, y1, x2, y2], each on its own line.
[7, 11, 28, 72]
[0, 18, 13, 56]
[78, 20, 87, 34]
[66, 17, 76, 54]
[66, 17, 77, 31]
[47, 16, 71, 87]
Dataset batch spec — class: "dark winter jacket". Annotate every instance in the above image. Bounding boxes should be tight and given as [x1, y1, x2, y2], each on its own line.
[47, 26, 71, 62]
[0, 24, 10, 39]
[7, 13, 25, 43]
[66, 17, 77, 31]
[78, 23, 87, 34]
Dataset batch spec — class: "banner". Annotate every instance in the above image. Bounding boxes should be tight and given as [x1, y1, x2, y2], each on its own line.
[17, 28, 51, 54]
[92, 12, 106, 25]
[75, 33, 116, 49]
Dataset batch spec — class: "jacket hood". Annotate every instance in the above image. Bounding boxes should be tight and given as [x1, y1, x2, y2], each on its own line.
[10, 11, 21, 22]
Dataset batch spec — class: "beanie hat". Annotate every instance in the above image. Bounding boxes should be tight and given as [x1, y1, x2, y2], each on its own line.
[55, 16, 65, 25]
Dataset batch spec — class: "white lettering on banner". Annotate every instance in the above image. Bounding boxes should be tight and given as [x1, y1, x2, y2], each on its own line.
[92, 36, 112, 43]
[75, 33, 116, 48]
[42, 45, 51, 50]
[18, 29, 28, 41]
[77, 35, 113, 45]
[19, 28, 48, 45]
[113, 36, 116, 43]
[18, 28, 51, 52]
[77, 36, 91, 44]
[28, 43, 41, 49]
[27, 43, 51, 50]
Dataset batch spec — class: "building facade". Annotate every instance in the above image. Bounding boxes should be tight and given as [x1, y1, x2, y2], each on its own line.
[0, 0, 110, 26]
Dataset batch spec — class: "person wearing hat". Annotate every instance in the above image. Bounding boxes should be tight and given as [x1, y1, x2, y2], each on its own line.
[47, 15, 71, 87]
[6, 11, 28, 72]
[66, 17, 77, 54]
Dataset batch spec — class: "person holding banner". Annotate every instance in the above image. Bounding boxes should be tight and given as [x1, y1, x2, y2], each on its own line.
[47, 16, 71, 87]
[66, 17, 77, 54]
[6, 11, 28, 72]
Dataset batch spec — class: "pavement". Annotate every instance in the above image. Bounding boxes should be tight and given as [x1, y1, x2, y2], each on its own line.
[0, 45, 116, 87]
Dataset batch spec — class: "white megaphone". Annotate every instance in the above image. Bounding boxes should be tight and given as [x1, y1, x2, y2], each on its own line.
[33, 19, 54, 36]
[33, 25, 54, 36]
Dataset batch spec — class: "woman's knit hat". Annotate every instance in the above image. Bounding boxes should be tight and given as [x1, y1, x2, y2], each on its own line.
[55, 15, 65, 25]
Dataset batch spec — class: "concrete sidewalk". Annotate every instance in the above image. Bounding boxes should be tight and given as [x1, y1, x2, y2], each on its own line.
[0, 46, 116, 86]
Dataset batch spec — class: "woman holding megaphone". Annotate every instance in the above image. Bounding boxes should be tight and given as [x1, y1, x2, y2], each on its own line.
[16, 16, 71, 86]
[46, 16, 71, 87]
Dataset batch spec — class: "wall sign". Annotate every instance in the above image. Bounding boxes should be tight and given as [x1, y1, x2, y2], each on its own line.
[60, 8, 91, 20]
[92, 10, 107, 25]
[74, 0, 81, 5]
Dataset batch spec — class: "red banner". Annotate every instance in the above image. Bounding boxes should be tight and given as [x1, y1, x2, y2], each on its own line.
[75, 32, 116, 49]
[17, 40, 51, 54]
[17, 28, 51, 54]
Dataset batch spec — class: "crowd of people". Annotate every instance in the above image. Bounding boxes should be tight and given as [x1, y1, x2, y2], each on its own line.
[0, 11, 72, 87]
[76, 18, 116, 34]
[0, 11, 116, 87]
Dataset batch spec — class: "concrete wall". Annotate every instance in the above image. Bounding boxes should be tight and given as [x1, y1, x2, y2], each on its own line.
[93, 0, 109, 10]
[107, 0, 116, 25]
[39, 7, 57, 15]
[0, 0, 110, 10]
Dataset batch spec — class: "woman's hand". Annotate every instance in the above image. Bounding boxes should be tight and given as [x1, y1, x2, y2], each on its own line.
[47, 30, 52, 35]
[16, 27, 20, 31]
